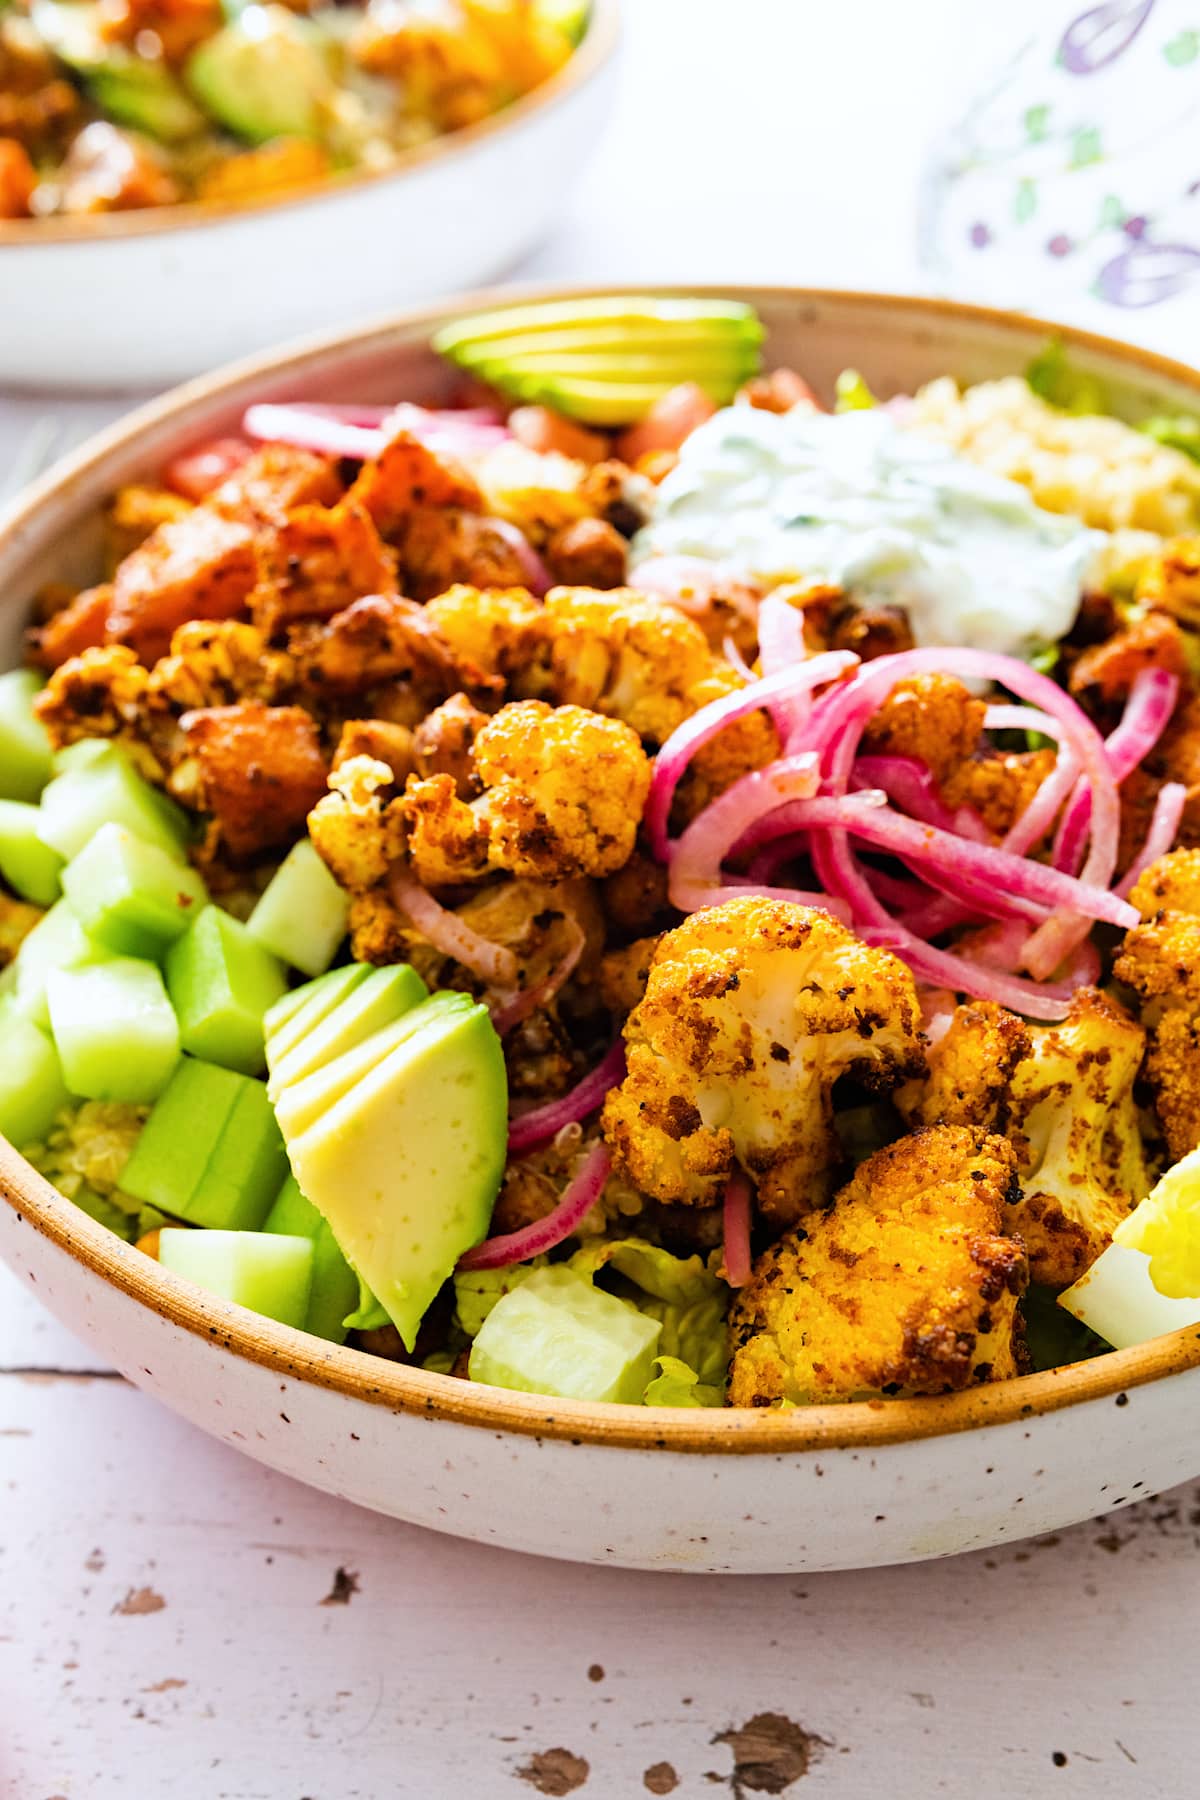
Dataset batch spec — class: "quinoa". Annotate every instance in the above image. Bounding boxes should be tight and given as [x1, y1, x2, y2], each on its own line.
[911, 375, 1200, 538]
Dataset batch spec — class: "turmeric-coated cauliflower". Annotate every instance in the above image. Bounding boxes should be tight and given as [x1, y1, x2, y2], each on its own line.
[601, 897, 926, 1228]
[727, 1125, 1028, 1406]
[404, 700, 651, 884]
[897, 989, 1152, 1286]
[1137, 535, 1200, 628]
[308, 755, 407, 896]
[1115, 848, 1200, 1161]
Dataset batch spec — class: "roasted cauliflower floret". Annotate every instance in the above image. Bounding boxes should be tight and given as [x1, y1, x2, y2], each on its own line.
[1137, 536, 1200, 628]
[404, 701, 652, 884]
[602, 898, 926, 1228]
[1005, 989, 1152, 1287]
[309, 754, 407, 895]
[543, 585, 722, 746]
[148, 619, 295, 712]
[897, 1001, 1032, 1133]
[899, 990, 1152, 1286]
[727, 1125, 1028, 1406]
[34, 643, 151, 753]
[1115, 848, 1200, 1159]
[422, 584, 551, 686]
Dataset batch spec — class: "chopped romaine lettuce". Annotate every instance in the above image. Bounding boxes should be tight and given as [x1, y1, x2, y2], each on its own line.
[569, 1236, 729, 1391]
[1026, 339, 1106, 415]
[1139, 414, 1200, 465]
[453, 1256, 548, 1337]
[643, 1354, 723, 1408]
[469, 1266, 662, 1403]
[342, 1275, 389, 1334]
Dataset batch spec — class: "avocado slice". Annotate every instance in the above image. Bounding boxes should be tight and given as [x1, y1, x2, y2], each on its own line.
[433, 297, 764, 425]
[282, 992, 507, 1350]
[185, 5, 334, 144]
[265, 962, 428, 1101]
[264, 963, 371, 1064]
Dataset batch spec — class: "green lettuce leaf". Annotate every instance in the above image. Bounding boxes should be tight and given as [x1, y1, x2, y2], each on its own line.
[642, 1354, 723, 1408]
[342, 1275, 390, 1334]
[1026, 339, 1106, 415]
[453, 1256, 548, 1338]
[569, 1236, 729, 1390]
[1139, 414, 1200, 465]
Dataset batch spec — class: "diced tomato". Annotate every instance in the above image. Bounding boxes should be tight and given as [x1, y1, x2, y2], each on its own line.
[508, 405, 609, 464]
[616, 383, 717, 464]
[163, 436, 257, 502]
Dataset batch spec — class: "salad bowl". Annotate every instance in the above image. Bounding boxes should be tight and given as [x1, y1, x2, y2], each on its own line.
[3, 285, 1200, 1575]
[0, 0, 619, 391]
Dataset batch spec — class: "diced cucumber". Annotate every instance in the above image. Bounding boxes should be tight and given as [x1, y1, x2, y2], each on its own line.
[10, 897, 104, 1027]
[246, 840, 348, 977]
[165, 904, 288, 1075]
[157, 1228, 314, 1330]
[263, 963, 370, 1064]
[0, 670, 53, 803]
[46, 957, 180, 1102]
[37, 745, 190, 862]
[264, 1173, 359, 1344]
[0, 1005, 71, 1146]
[469, 1266, 662, 1403]
[266, 963, 427, 1101]
[273, 999, 458, 1144]
[52, 739, 112, 774]
[120, 1055, 246, 1214]
[183, 1078, 287, 1231]
[62, 822, 207, 959]
[0, 799, 63, 905]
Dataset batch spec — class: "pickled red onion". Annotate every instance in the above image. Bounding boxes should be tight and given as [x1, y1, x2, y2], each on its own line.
[387, 865, 518, 990]
[506, 1040, 627, 1156]
[722, 1170, 753, 1289]
[457, 1140, 612, 1271]
[1116, 781, 1188, 899]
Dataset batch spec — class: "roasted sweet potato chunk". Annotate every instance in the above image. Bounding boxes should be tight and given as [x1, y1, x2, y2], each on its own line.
[179, 702, 329, 858]
[107, 509, 259, 664]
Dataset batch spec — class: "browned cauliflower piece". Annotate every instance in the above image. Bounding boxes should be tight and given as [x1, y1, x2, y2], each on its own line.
[596, 934, 660, 1019]
[104, 483, 193, 571]
[1115, 848, 1200, 1161]
[727, 1125, 1028, 1406]
[147, 619, 296, 713]
[404, 701, 651, 884]
[34, 643, 151, 753]
[601, 897, 926, 1228]
[542, 585, 725, 746]
[898, 990, 1152, 1287]
[422, 584, 550, 686]
[308, 755, 407, 896]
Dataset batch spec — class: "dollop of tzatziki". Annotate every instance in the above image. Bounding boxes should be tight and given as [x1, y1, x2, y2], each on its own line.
[630, 406, 1100, 659]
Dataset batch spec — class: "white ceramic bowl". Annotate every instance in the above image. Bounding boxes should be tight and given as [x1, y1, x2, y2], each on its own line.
[0, 2, 619, 391]
[4, 286, 1200, 1574]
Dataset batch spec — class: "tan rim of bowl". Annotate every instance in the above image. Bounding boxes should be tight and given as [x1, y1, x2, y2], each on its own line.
[0, 0, 619, 248]
[3, 284, 1200, 1454]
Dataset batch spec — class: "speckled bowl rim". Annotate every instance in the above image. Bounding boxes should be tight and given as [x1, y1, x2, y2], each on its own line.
[4, 283, 1200, 1454]
[0, 0, 619, 248]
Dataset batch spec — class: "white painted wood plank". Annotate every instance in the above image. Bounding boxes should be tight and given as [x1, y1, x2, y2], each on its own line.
[1, 1374, 1196, 1800]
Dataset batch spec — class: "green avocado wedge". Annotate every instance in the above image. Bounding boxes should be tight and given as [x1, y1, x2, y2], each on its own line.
[280, 992, 507, 1351]
[433, 296, 764, 424]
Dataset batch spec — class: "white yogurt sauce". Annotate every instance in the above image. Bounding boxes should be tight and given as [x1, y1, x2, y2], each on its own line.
[630, 406, 1100, 659]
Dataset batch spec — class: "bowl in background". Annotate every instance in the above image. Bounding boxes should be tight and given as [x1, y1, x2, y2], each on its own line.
[0, 0, 619, 391]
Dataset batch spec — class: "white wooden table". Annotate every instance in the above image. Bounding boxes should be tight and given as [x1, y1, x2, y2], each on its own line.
[4, 5, 1199, 1795]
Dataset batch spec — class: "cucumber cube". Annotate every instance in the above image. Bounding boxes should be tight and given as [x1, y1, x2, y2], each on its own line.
[0, 670, 53, 803]
[157, 1228, 314, 1330]
[120, 1056, 246, 1214]
[183, 1079, 287, 1231]
[37, 745, 189, 862]
[246, 840, 348, 977]
[263, 963, 370, 1065]
[0, 799, 63, 905]
[10, 897, 104, 1026]
[165, 904, 288, 1075]
[46, 957, 180, 1102]
[469, 1266, 662, 1404]
[53, 740, 113, 774]
[0, 1005, 71, 1146]
[264, 1173, 359, 1343]
[62, 822, 207, 958]
[266, 963, 428, 1100]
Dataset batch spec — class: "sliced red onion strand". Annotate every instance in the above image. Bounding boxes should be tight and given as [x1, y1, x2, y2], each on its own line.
[722, 1170, 753, 1289]
[488, 518, 552, 597]
[756, 593, 811, 740]
[489, 922, 585, 1037]
[506, 1040, 627, 1156]
[457, 1140, 612, 1272]
[1053, 666, 1180, 877]
[242, 401, 507, 463]
[646, 650, 859, 861]
[721, 635, 756, 684]
[387, 865, 519, 990]
[1116, 782, 1188, 899]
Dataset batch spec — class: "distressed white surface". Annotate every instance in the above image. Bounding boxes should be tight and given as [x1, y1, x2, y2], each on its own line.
[3, 3, 1199, 1795]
